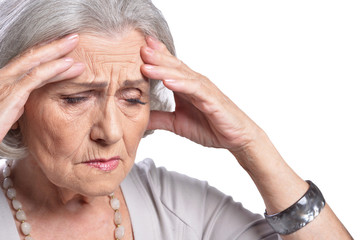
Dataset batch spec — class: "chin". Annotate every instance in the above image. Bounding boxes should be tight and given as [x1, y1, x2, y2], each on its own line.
[50, 172, 123, 198]
[74, 180, 121, 197]
[67, 161, 127, 196]
[46, 161, 129, 198]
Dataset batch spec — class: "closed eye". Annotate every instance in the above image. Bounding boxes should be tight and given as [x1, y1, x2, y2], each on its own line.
[125, 98, 146, 105]
[120, 88, 147, 105]
[62, 97, 88, 104]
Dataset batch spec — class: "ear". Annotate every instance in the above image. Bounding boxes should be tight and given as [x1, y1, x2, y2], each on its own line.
[11, 122, 19, 130]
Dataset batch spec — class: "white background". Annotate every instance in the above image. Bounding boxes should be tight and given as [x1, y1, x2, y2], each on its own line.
[136, 0, 361, 238]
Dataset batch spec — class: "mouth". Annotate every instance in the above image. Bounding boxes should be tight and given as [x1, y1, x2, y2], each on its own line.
[83, 157, 120, 172]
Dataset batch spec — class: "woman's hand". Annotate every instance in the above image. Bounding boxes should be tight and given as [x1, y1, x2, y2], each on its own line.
[0, 34, 85, 142]
[141, 36, 262, 156]
[141, 37, 353, 240]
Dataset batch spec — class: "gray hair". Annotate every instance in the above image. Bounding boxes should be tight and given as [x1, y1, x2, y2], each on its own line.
[0, 0, 175, 160]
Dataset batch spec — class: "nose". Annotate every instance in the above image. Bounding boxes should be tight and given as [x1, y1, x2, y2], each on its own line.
[90, 98, 123, 146]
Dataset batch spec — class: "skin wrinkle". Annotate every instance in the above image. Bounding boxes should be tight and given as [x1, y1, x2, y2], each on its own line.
[76, 35, 141, 70]
[16, 30, 150, 209]
[52, 79, 149, 93]
[85, 50, 98, 75]
[57, 82, 109, 89]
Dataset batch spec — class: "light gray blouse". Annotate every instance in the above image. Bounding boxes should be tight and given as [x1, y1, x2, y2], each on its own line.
[0, 158, 280, 239]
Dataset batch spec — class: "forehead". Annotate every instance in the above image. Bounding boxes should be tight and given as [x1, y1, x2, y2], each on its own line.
[74, 30, 146, 63]
[65, 30, 147, 85]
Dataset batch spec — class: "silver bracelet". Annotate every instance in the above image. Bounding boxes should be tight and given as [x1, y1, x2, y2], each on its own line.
[264, 180, 326, 235]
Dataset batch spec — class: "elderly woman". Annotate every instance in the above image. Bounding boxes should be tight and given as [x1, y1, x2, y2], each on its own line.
[0, 0, 353, 239]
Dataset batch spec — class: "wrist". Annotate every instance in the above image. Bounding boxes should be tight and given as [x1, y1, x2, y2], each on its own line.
[229, 128, 282, 174]
[264, 180, 326, 235]
[229, 128, 310, 214]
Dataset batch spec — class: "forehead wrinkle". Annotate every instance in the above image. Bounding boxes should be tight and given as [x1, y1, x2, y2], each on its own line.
[73, 48, 100, 78]
[86, 51, 100, 77]
[96, 53, 139, 66]
[68, 32, 147, 92]
[75, 49, 140, 81]
[76, 50, 122, 91]
[107, 63, 120, 94]
[59, 81, 109, 89]
[75, 46, 140, 66]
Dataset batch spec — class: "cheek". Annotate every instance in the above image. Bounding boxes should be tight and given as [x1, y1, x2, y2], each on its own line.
[21, 92, 150, 162]
[21, 99, 91, 160]
[122, 107, 150, 154]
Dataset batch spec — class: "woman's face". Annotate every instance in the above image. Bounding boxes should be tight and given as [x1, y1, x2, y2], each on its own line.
[19, 30, 150, 196]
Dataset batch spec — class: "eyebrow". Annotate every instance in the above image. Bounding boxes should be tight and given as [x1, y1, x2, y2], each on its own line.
[123, 79, 149, 87]
[59, 79, 148, 89]
[63, 82, 109, 88]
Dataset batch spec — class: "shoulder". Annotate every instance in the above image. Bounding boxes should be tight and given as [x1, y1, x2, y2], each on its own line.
[132, 158, 209, 200]
[129, 158, 210, 224]
[126, 159, 280, 239]
[127, 158, 216, 236]
[123, 158, 211, 238]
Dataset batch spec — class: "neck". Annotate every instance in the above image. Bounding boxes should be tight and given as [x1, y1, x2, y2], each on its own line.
[11, 157, 108, 213]
[2, 159, 130, 240]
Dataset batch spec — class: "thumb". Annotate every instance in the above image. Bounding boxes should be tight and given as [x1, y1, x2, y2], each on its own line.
[147, 110, 175, 132]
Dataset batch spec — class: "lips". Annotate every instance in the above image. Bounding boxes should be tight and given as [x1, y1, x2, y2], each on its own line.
[83, 157, 120, 172]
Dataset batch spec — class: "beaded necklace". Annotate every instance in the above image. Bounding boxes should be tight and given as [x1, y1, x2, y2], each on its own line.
[2, 159, 125, 240]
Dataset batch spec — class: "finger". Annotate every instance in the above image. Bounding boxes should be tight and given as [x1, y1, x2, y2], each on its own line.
[141, 64, 186, 81]
[146, 36, 173, 56]
[140, 45, 182, 68]
[0, 93, 25, 142]
[15, 57, 81, 92]
[147, 110, 175, 132]
[0, 34, 79, 81]
[46, 62, 85, 84]
[142, 64, 204, 96]
[144, 63, 226, 116]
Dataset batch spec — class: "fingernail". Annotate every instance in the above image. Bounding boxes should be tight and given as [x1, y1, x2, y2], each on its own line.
[145, 47, 154, 55]
[67, 34, 79, 41]
[144, 65, 155, 70]
[64, 57, 74, 63]
[164, 79, 176, 83]
[147, 35, 157, 43]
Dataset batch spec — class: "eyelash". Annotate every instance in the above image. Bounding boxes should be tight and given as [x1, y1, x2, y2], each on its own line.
[125, 98, 146, 105]
[62, 97, 146, 105]
[63, 97, 87, 104]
